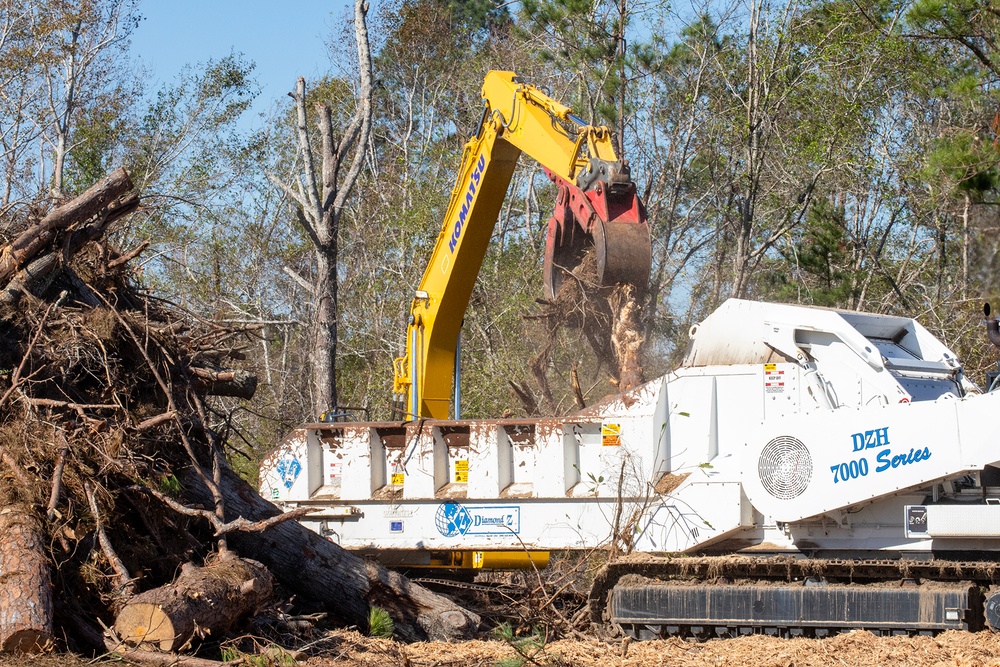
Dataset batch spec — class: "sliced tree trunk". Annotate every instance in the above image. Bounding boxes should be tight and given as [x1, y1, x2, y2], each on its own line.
[0, 505, 54, 653]
[182, 464, 480, 642]
[113, 554, 272, 652]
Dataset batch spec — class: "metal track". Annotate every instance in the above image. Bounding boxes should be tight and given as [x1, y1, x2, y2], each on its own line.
[588, 555, 1000, 638]
[411, 577, 524, 594]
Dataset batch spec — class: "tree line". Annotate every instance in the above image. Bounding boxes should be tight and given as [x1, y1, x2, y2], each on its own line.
[2, 0, 998, 468]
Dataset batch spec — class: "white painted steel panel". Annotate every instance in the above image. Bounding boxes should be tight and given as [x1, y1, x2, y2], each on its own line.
[906, 504, 1000, 538]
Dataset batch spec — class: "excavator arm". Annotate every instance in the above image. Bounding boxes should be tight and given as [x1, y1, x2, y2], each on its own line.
[392, 71, 651, 420]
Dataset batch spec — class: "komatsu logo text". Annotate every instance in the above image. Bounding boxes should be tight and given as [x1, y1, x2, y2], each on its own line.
[830, 426, 932, 484]
[448, 154, 487, 253]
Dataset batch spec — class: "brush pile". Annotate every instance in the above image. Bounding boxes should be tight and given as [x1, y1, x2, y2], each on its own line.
[0, 169, 477, 662]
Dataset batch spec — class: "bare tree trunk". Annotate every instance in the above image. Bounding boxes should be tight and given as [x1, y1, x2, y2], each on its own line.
[313, 246, 337, 414]
[0, 505, 53, 653]
[962, 191, 971, 301]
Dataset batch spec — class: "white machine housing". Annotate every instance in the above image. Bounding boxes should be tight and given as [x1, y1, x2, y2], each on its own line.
[260, 299, 1000, 560]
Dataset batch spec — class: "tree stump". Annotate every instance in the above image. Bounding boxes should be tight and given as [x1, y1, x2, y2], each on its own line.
[0, 505, 54, 653]
[113, 554, 272, 652]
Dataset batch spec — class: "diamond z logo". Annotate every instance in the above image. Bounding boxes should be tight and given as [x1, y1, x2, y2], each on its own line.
[434, 502, 520, 537]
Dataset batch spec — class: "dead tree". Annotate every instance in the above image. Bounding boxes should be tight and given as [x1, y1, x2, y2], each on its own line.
[269, 0, 373, 418]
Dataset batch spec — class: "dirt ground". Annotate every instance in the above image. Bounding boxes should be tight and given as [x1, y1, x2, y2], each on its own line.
[2, 628, 1000, 666]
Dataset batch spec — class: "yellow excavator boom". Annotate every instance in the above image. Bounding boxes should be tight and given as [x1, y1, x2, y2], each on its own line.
[392, 71, 650, 420]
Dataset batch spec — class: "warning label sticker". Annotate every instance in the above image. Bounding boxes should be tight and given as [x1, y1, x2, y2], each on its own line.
[764, 365, 785, 394]
[602, 422, 622, 447]
[454, 459, 469, 483]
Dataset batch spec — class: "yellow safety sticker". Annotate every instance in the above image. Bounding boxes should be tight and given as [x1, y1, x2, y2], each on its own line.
[764, 363, 777, 371]
[454, 459, 469, 483]
[391, 472, 405, 485]
[602, 422, 622, 447]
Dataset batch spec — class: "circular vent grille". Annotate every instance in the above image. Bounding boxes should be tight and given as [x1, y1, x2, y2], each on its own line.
[758, 436, 813, 500]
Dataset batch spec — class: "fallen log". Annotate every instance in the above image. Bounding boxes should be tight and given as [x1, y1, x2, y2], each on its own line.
[113, 554, 272, 652]
[0, 252, 59, 306]
[182, 464, 480, 642]
[187, 366, 258, 400]
[0, 505, 54, 653]
[0, 168, 133, 284]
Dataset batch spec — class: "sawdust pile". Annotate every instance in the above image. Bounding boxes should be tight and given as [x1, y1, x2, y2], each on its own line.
[4, 628, 1000, 666]
[299, 629, 1000, 667]
[517, 251, 646, 415]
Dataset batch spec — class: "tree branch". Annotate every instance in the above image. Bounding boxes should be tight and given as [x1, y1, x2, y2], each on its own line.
[332, 0, 374, 214]
[125, 485, 318, 537]
[291, 78, 323, 224]
[85, 481, 136, 597]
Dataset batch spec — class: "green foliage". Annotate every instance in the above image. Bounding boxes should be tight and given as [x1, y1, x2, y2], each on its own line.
[766, 198, 860, 308]
[440, 0, 512, 34]
[517, 0, 633, 128]
[493, 623, 548, 667]
[368, 606, 395, 638]
[923, 131, 1000, 197]
[907, 0, 1000, 76]
[219, 644, 297, 667]
[64, 89, 134, 194]
[157, 475, 182, 497]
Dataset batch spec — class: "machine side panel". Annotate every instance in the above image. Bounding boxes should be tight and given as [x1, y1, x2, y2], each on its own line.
[742, 393, 1000, 522]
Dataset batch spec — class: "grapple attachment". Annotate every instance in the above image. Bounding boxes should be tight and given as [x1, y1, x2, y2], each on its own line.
[543, 159, 651, 299]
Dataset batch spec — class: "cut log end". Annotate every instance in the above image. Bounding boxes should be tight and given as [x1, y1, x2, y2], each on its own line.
[113, 555, 273, 653]
[3, 629, 54, 654]
[114, 603, 179, 651]
[438, 610, 473, 634]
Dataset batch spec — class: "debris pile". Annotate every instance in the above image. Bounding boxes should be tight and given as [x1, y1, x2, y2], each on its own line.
[515, 250, 646, 414]
[0, 169, 477, 662]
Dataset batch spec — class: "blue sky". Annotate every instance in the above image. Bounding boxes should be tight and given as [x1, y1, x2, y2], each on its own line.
[131, 0, 354, 125]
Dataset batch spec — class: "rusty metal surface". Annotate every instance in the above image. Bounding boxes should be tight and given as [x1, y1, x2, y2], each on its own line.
[593, 218, 651, 290]
[299, 415, 607, 440]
